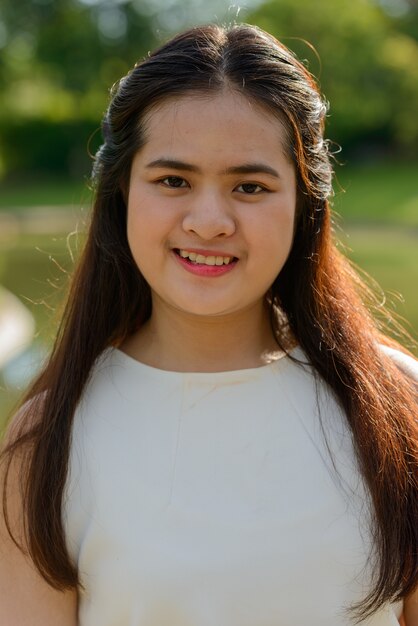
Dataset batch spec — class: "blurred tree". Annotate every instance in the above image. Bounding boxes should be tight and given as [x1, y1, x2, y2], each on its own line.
[246, 0, 418, 156]
[382, 0, 418, 41]
[0, 0, 158, 179]
[0, 0, 417, 179]
[0, 0, 156, 119]
[0, 0, 251, 179]
[0, 0, 252, 117]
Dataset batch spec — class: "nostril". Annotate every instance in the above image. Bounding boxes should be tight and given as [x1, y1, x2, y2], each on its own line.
[182, 211, 236, 239]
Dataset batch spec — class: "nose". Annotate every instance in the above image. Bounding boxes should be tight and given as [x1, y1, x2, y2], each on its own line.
[182, 189, 236, 240]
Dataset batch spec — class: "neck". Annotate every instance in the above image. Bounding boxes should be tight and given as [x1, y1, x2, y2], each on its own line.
[121, 299, 285, 372]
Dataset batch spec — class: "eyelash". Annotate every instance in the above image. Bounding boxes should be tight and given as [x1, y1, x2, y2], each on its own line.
[159, 176, 188, 189]
[236, 183, 267, 194]
[157, 176, 269, 195]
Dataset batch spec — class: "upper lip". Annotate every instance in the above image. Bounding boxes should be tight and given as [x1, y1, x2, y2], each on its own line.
[174, 247, 238, 258]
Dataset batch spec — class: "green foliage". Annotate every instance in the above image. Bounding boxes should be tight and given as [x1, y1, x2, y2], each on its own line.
[0, 0, 156, 96]
[1, 118, 100, 180]
[0, 0, 418, 179]
[247, 0, 418, 154]
[0, 0, 157, 179]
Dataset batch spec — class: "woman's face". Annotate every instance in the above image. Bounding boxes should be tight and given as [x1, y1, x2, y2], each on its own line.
[126, 90, 297, 319]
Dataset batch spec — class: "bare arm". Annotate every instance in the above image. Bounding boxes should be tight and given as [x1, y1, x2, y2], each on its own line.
[0, 440, 78, 625]
[403, 588, 418, 626]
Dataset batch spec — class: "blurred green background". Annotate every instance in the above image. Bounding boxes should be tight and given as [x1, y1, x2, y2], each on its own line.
[1, 0, 417, 425]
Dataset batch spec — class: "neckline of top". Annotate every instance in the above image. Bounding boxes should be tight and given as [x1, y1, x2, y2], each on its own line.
[107, 345, 304, 382]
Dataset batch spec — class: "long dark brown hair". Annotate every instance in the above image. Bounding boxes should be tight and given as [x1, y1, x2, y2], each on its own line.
[2, 23, 417, 621]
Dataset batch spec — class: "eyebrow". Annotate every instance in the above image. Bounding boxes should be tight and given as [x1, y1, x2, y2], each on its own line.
[145, 158, 281, 179]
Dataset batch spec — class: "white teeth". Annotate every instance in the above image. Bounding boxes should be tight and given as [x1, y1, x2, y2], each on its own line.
[177, 249, 234, 265]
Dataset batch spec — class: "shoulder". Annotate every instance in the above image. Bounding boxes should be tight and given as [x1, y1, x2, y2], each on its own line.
[379, 344, 418, 384]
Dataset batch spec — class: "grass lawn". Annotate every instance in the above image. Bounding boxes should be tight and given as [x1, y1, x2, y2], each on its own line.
[0, 232, 77, 426]
[340, 226, 418, 347]
[1, 159, 417, 226]
[333, 159, 418, 227]
[0, 161, 417, 427]
[0, 177, 92, 210]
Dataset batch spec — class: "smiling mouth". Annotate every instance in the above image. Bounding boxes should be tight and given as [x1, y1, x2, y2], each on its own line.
[174, 249, 237, 266]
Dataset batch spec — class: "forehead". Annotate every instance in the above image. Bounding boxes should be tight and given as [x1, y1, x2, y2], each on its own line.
[139, 90, 291, 163]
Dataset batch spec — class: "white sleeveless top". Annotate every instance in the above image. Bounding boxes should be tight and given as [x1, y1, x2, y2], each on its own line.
[64, 346, 413, 625]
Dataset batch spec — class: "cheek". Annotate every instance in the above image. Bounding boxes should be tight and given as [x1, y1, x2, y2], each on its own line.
[126, 206, 152, 270]
[126, 202, 177, 276]
[255, 220, 295, 284]
[249, 203, 295, 252]
[127, 200, 160, 245]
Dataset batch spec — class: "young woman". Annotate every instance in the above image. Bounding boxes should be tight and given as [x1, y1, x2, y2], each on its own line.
[1, 23, 417, 626]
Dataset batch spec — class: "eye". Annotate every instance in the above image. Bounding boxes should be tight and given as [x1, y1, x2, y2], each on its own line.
[235, 182, 267, 194]
[159, 176, 189, 188]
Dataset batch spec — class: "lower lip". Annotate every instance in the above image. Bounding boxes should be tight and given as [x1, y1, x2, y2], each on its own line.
[173, 251, 238, 277]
